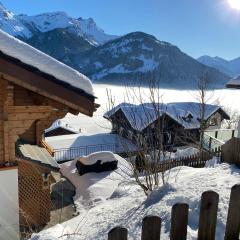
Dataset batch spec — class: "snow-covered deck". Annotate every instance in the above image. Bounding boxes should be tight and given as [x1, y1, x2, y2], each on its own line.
[45, 133, 139, 162]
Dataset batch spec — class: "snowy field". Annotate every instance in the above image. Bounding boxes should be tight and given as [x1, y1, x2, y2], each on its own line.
[60, 84, 240, 136]
[31, 158, 240, 240]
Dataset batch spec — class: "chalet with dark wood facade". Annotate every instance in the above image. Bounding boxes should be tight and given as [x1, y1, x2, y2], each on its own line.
[226, 75, 240, 89]
[0, 29, 98, 239]
[104, 102, 230, 148]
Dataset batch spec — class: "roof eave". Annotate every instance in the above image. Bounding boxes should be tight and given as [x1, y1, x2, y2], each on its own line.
[0, 53, 97, 116]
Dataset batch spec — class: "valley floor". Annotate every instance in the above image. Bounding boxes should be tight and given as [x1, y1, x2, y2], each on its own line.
[57, 85, 240, 137]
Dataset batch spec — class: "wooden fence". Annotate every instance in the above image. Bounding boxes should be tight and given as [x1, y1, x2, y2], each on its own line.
[142, 147, 222, 173]
[222, 137, 240, 166]
[108, 184, 240, 240]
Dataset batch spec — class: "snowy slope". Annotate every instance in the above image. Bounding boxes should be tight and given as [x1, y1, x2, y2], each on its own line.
[0, 2, 229, 88]
[0, 3, 31, 38]
[17, 12, 117, 45]
[78, 17, 117, 45]
[77, 32, 230, 88]
[0, 2, 117, 45]
[31, 161, 240, 240]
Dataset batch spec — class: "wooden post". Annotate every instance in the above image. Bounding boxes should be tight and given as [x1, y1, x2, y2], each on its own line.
[224, 184, 240, 240]
[232, 130, 235, 138]
[108, 227, 128, 240]
[142, 216, 161, 240]
[170, 203, 189, 240]
[198, 191, 219, 240]
[209, 138, 212, 150]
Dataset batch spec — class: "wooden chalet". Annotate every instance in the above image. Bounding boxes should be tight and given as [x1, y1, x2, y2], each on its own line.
[104, 102, 230, 149]
[226, 75, 240, 138]
[0, 30, 98, 239]
[45, 119, 80, 137]
[226, 75, 240, 89]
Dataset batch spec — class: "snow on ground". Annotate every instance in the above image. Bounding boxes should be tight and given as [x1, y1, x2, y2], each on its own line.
[31, 160, 240, 240]
[60, 153, 132, 211]
[147, 147, 199, 162]
[172, 147, 199, 158]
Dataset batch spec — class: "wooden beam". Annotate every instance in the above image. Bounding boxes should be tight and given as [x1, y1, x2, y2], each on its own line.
[8, 106, 54, 113]
[3, 121, 9, 162]
[2, 80, 10, 162]
[0, 56, 95, 116]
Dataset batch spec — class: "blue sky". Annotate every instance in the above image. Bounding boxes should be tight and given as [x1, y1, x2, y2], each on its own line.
[1, 0, 240, 60]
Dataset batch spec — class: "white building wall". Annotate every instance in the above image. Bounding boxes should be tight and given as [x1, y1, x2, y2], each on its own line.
[0, 168, 19, 240]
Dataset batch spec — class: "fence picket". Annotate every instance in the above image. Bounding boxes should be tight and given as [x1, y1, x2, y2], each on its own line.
[108, 227, 128, 240]
[198, 191, 219, 240]
[224, 184, 240, 240]
[170, 203, 189, 240]
[141, 216, 161, 240]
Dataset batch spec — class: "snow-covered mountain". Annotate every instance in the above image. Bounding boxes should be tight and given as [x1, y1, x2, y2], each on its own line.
[76, 32, 230, 88]
[198, 55, 240, 77]
[0, 2, 230, 89]
[0, 2, 117, 45]
[0, 2, 32, 38]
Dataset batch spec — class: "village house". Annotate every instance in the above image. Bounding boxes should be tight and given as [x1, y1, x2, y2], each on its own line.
[0, 29, 98, 239]
[226, 75, 240, 89]
[226, 75, 240, 138]
[44, 119, 81, 137]
[104, 102, 230, 149]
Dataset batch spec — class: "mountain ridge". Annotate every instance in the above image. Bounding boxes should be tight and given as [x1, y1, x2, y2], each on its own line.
[0, 2, 117, 45]
[0, 2, 231, 89]
[76, 31, 230, 88]
[198, 55, 240, 77]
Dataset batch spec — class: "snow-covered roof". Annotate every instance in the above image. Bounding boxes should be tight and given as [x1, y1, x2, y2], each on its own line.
[226, 75, 240, 89]
[46, 133, 138, 151]
[45, 119, 80, 134]
[104, 102, 229, 131]
[0, 29, 94, 96]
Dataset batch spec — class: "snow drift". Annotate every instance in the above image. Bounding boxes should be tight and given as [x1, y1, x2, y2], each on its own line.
[31, 160, 240, 240]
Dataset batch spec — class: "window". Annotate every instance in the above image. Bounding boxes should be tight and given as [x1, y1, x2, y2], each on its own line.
[182, 112, 193, 122]
[209, 117, 218, 126]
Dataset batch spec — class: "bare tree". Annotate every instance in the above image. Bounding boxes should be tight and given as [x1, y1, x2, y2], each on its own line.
[223, 106, 240, 129]
[105, 80, 176, 195]
[174, 73, 221, 155]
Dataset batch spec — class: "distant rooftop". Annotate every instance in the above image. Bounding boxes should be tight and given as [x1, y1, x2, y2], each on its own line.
[226, 75, 240, 89]
[45, 119, 80, 134]
[105, 102, 229, 131]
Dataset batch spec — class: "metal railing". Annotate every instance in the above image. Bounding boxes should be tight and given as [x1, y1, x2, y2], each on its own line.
[203, 133, 225, 150]
[53, 143, 122, 162]
[204, 129, 238, 150]
[205, 129, 238, 142]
